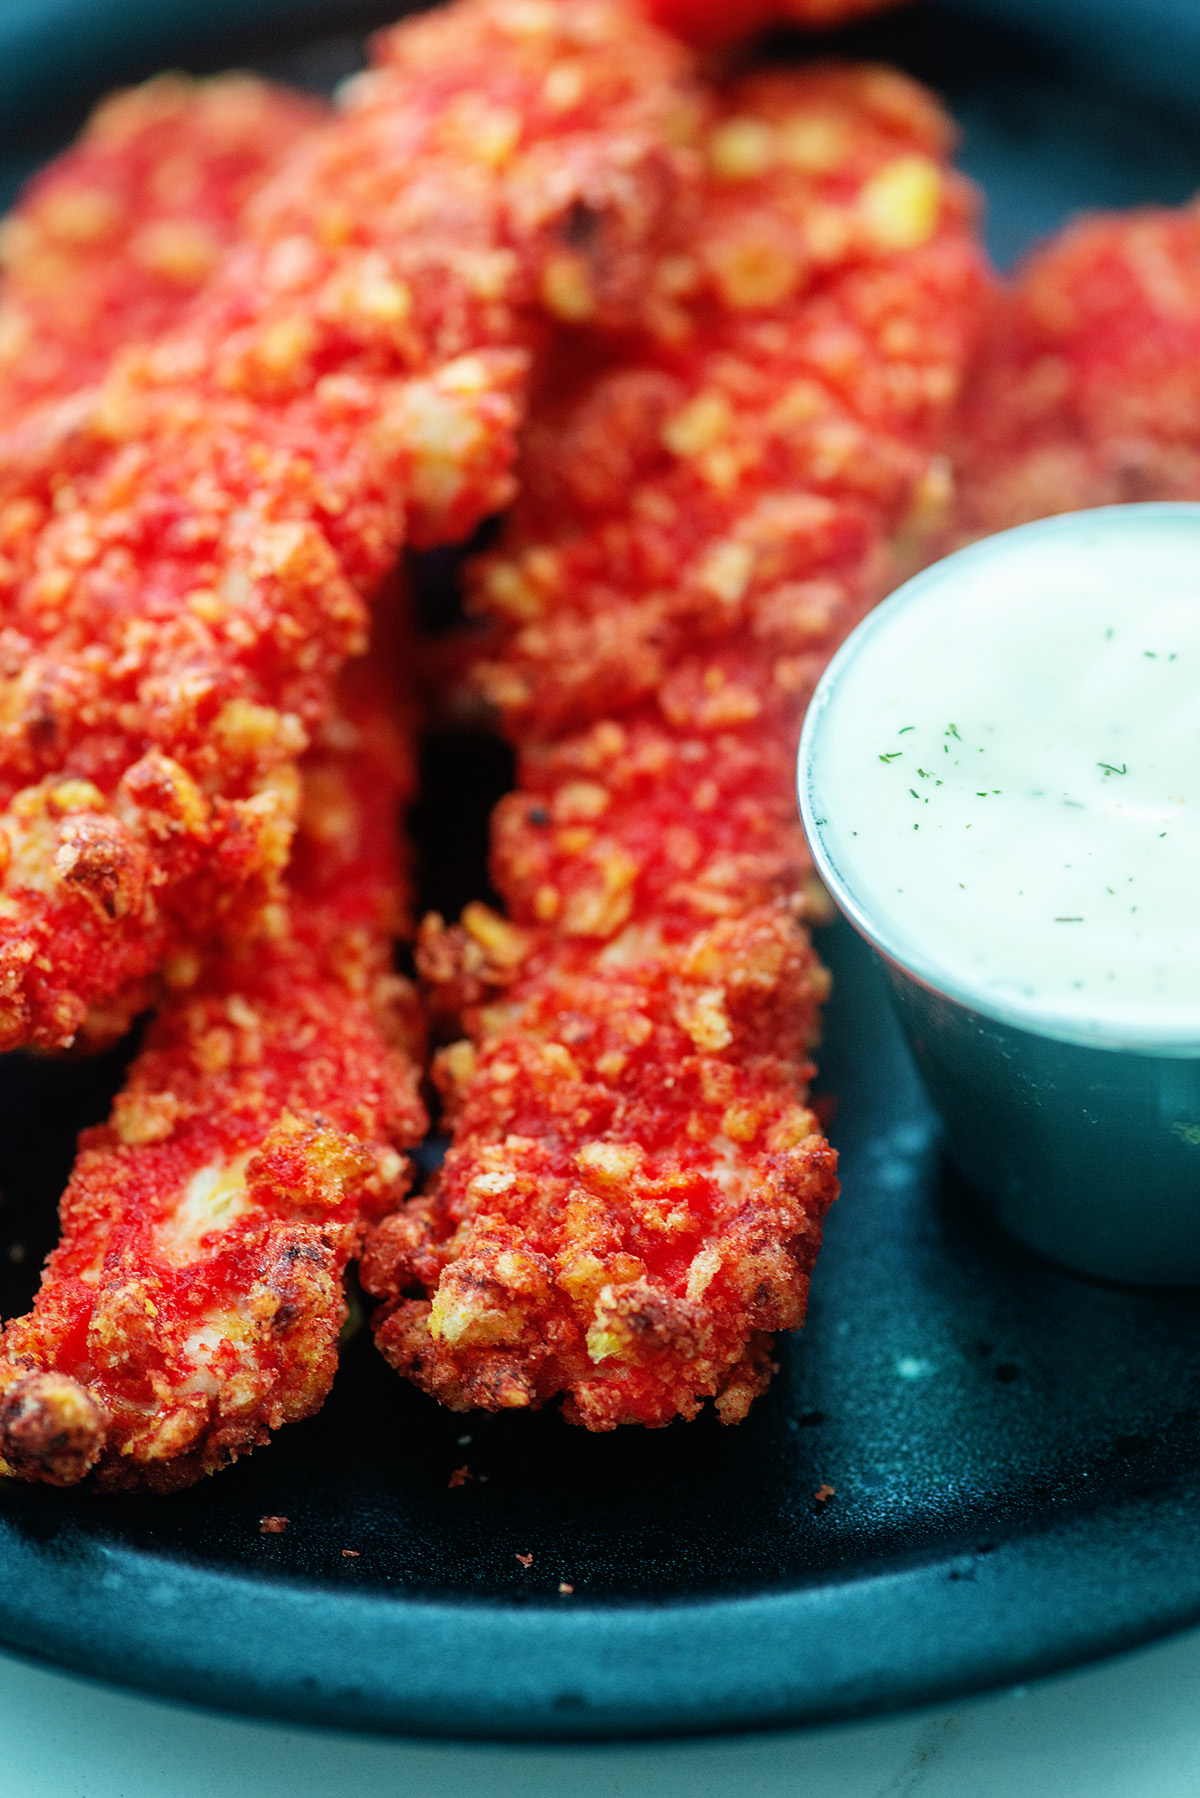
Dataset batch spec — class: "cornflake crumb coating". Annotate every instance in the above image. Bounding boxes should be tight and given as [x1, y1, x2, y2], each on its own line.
[0, 0, 701, 1053]
[0, 642, 427, 1493]
[953, 205, 1200, 540]
[362, 66, 990, 1430]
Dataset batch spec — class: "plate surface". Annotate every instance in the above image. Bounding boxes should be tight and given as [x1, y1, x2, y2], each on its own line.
[3, 0, 1200, 1743]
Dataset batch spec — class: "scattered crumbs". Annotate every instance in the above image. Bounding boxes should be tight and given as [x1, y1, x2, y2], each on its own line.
[896, 1356, 933, 1380]
[558, 1582, 575, 1596]
[7, 1242, 25, 1264]
[516, 1553, 533, 1569]
[448, 1465, 471, 1489]
[457, 1434, 472, 1447]
[342, 1549, 360, 1559]
[259, 1515, 288, 1536]
[814, 1484, 836, 1505]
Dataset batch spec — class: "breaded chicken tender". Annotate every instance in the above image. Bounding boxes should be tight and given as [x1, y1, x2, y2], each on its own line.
[0, 74, 327, 1047]
[472, 66, 981, 737]
[0, 0, 702, 1054]
[0, 74, 326, 422]
[952, 205, 1200, 540]
[363, 66, 989, 1429]
[0, 647, 426, 1492]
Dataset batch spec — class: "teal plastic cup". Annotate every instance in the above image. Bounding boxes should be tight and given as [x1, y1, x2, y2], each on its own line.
[799, 504, 1200, 1286]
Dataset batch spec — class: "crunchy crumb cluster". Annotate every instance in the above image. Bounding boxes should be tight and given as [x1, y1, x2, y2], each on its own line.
[0, 0, 702, 1053]
[362, 66, 989, 1429]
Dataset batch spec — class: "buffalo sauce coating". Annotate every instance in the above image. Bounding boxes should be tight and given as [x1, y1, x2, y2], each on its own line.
[952, 205, 1200, 542]
[0, 0, 702, 1054]
[0, 649, 427, 1493]
[361, 66, 990, 1430]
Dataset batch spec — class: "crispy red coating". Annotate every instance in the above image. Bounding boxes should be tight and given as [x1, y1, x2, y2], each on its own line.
[363, 67, 989, 1429]
[0, 0, 702, 1052]
[642, 0, 902, 53]
[0, 75, 326, 422]
[371, 896, 834, 1428]
[952, 206, 1200, 540]
[472, 66, 984, 738]
[0, 646, 427, 1492]
[0, 75, 326, 1050]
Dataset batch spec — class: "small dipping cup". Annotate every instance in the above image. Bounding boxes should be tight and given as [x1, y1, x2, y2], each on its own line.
[799, 503, 1200, 1286]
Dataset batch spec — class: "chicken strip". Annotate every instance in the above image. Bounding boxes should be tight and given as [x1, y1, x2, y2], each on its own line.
[0, 639, 426, 1493]
[0, 74, 330, 1047]
[953, 204, 1200, 541]
[0, 99, 427, 1490]
[0, 0, 702, 1054]
[363, 66, 989, 1429]
[0, 74, 326, 423]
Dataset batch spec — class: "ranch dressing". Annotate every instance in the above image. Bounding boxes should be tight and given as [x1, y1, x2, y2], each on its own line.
[802, 505, 1200, 1048]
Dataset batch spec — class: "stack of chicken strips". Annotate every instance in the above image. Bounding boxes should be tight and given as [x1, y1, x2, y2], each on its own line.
[0, 0, 1183, 1493]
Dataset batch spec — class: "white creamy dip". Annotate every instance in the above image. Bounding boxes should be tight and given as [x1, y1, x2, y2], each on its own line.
[801, 505, 1200, 1047]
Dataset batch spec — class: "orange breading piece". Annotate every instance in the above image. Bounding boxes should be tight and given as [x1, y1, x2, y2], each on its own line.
[0, 0, 702, 1055]
[0, 651, 426, 1492]
[0, 74, 326, 422]
[952, 206, 1200, 542]
[362, 67, 989, 1430]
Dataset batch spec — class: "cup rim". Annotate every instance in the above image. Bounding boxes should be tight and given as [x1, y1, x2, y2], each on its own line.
[798, 501, 1200, 1058]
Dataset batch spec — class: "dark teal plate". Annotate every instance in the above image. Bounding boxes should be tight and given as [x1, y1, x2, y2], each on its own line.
[3, 0, 1200, 1743]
